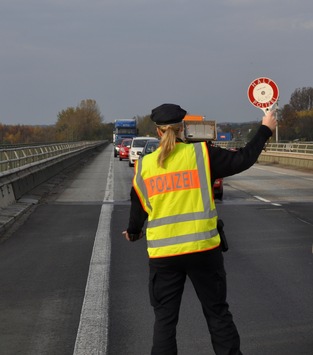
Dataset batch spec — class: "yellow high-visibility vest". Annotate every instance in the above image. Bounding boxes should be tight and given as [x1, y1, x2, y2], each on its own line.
[133, 142, 220, 258]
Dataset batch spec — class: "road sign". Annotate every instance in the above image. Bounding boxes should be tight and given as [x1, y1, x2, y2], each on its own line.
[247, 77, 279, 113]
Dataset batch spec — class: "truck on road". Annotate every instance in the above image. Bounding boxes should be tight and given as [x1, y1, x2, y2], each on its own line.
[113, 119, 138, 157]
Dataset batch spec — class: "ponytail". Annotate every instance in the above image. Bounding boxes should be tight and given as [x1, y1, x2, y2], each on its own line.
[157, 123, 182, 168]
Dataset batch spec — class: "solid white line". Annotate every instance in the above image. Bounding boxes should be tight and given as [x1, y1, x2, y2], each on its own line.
[73, 152, 114, 355]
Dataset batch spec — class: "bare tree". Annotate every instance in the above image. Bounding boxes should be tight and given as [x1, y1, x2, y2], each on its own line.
[279, 87, 313, 141]
[290, 87, 313, 111]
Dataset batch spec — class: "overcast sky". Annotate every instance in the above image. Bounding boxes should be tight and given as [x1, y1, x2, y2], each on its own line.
[1, 0, 312, 125]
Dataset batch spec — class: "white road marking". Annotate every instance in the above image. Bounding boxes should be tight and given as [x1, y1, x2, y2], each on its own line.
[254, 195, 282, 206]
[73, 151, 114, 355]
[254, 195, 271, 203]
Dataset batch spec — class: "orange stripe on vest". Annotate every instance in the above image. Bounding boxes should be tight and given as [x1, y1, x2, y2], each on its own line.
[144, 170, 200, 197]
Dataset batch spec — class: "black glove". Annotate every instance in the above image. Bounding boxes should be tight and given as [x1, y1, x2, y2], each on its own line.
[128, 231, 143, 242]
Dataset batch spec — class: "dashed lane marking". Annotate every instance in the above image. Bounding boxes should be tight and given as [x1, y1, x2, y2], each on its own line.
[254, 195, 282, 206]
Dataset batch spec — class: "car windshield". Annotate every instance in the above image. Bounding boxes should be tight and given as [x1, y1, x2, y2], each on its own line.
[133, 139, 149, 148]
[145, 141, 159, 153]
[122, 140, 132, 147]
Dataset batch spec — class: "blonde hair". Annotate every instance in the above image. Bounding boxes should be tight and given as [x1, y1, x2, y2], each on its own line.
[157, 123, 183, 168]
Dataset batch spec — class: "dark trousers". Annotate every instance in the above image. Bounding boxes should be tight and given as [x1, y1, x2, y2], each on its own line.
[149, 248, 242, 355]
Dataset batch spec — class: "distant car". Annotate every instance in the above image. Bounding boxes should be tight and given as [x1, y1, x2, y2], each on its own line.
[140, 139, 160, 158]
[213, 178, 223, 200]
[119, 138, 132, 161]
[113, 138, 124, 157]
[129, 137, 157, 166]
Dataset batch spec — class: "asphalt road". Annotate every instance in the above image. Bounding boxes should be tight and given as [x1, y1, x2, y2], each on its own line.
[0, 145, 313, 355]
[109, 162, 313, 355]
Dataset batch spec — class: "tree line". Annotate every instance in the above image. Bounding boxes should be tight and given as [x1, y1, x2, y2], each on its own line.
[135, 87, 313, 142]
[0, 99, 113, 145]
[278, 87, 313, 141]
[1, 88, 313, 145]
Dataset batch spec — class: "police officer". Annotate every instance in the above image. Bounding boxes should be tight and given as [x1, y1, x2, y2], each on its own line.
[123, 103, 277, 355]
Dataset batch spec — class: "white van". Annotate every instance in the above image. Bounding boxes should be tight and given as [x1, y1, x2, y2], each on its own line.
[128, 137, 157, 166]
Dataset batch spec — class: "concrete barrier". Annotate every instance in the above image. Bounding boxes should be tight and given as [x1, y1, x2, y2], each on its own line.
[0, 183, 15, 208]
[0, 142, 108, 209]
[258, 151, 313, 170]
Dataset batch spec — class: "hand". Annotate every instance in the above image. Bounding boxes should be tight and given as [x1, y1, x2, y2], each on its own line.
[122, 230, 131, 241]
[262, 110, 277, 132]
[122, 230, 143, 242]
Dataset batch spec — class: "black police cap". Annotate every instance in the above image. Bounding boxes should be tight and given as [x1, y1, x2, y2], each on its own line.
[150, 103, 187, 125]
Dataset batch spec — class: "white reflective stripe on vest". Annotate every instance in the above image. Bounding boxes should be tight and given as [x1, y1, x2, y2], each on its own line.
[135, 158, 152, 211]
[193, 143, 213, 212]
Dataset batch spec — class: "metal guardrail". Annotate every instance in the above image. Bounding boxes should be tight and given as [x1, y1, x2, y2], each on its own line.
[215, 141, 313, 154]
[0, 141, 104, 173]
[265, 142, 313, 154]
[1, 140, 312, 174]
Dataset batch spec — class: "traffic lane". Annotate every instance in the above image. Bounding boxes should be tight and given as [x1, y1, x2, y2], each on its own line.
[108, 203, 223, 355]
[46, 146, 112, 204]
[113, 158, 134, 201]
[0, 203, 100, 355]
[284, 202, 313, 226]
[224, 164, 313, 203]
[111, 160, 313, 353]
[218, 202, 313, 355]
[108, 201, 313, 355]
[108, 203, 154, 355]
[109, 204, 213, 355]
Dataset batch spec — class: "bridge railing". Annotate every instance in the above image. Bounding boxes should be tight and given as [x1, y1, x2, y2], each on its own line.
[0, 141, 105, 173]
[265, 142, 313, 154]
[1, 140, 312, 174]
[214, 141, 313, 154]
